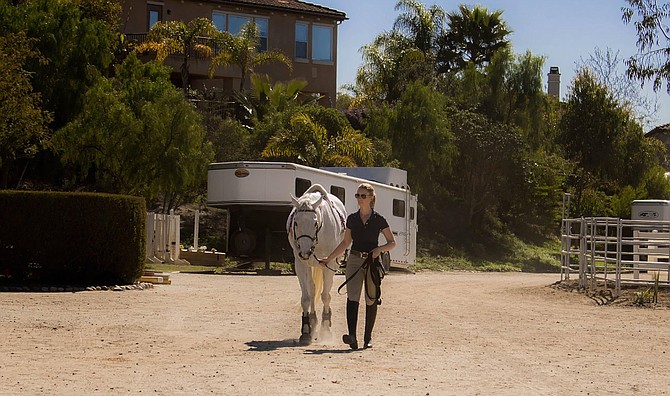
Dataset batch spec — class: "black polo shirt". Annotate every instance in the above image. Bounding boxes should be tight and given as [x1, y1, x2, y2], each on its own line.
[347, 210, 389, 253]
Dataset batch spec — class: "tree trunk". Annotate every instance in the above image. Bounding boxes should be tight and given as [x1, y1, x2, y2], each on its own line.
[0, 161, 11, 189]
[181, 54, 190, 96]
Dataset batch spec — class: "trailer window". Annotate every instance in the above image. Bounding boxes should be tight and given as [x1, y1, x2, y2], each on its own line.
[330, 186, 345, 204]
[295, 178, 311, 197]
[410, 206, 415, 220]
[393, 199, 406, 217]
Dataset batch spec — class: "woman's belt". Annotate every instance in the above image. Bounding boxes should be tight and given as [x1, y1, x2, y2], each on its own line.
[349, 249, 369, 258]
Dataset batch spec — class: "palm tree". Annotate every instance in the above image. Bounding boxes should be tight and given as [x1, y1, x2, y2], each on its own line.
[355, 0, 443, 104]
[357, 30, 429, 103]
[236, 74, 319, 123]
[135, 17, 218, 95]
[436, 5, 512, 73]
[261, 113, 372, 167]
[393, 0, 445, 56]
[210, 22, 292, 92]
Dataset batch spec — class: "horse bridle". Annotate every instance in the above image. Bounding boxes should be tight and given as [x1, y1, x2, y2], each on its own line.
[292, 207, 337, 272]
[292, 208, 322, 253]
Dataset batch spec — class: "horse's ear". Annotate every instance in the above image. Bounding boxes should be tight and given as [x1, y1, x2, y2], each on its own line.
[290, 194, 299, 207]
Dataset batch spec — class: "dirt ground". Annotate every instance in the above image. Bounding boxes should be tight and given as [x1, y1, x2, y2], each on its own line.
[2, 271, 670, 395]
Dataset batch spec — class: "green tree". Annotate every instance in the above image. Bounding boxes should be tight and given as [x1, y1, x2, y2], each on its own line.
[559, 69, 661, 215]
[0, 32, 52, 188]
[366, 81, 455, 197]
[447, 110, 526, 231]
[136, 17, 218, 95]
[436, 4, 512, 73]
[559, 69, 655, 186]
[0, 0, 116, 129]
[261, 113, 372, 167]
[479, 49, 549, 150]
[577, 47, 659, 127]
[52, 54, 213, 211]
[622, 0, 670, 93]
[209, 22, 292, 92]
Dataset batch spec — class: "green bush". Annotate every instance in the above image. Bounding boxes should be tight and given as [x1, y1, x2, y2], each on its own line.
[0, 191, 145, 285]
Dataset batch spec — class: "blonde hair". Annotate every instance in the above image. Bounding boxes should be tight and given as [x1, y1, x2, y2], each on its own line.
[358, 183, 376, 209]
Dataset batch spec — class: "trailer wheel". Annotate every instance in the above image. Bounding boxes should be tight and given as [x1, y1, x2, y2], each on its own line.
[231, 228, 256, 256]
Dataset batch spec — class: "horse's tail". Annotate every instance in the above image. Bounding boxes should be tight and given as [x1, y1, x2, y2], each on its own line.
[312, 265, 323, 304]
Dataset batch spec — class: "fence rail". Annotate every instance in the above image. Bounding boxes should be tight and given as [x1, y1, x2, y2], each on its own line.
[561, 217, 670, 296]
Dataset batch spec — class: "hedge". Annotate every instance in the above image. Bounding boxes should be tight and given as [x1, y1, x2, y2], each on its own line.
[0, 191, 146, 285]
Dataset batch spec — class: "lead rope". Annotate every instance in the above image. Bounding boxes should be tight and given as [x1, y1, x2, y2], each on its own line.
[337, 254, 384, 300]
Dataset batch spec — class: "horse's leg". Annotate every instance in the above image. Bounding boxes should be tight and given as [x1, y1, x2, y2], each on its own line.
[309, 267, 321, 338]
[294, 260, 314, 344]
[319, 269, 335, 339]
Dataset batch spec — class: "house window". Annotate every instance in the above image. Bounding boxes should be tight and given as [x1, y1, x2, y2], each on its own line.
[212, 12, 226, 31]
[147, 4, 162, 29]
[330, 186, 345, 205]
[312, 25, 332, 62]
[229, 15, 252, 35]
[212, 13, 268, 51]
[256, 18, 268, 52]
[295, 178, 311, 197]
[295, 23, 308, 60]
[393, 199, 406, 218]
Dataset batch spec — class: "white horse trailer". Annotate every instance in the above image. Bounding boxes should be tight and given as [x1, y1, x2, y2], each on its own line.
[207, 161, 418, 268]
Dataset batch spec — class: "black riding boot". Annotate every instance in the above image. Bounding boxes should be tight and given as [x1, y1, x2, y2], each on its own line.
[363, 302, 378, 349]
[342, 300, 359, 349]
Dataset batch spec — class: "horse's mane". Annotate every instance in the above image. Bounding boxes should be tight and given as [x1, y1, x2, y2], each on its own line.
[296, 192, 321, 211]
[296, 184, 330, 210]
[303, 184, 329, 197]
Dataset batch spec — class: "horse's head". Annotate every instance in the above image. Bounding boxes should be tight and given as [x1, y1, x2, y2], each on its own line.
[290, 193, 324, 261]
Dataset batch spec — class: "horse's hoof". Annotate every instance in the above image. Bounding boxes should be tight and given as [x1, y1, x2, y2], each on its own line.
[299, 333, 312, 346]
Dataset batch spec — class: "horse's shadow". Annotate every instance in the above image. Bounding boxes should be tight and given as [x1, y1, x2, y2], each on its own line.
[245, 339, 356, 354]
[245, 339, 302, 351]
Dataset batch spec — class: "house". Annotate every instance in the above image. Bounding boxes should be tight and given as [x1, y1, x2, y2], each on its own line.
[119, 0, 347, 105]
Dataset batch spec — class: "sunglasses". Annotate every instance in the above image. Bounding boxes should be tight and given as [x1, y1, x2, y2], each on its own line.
[354, 193, 369, 199]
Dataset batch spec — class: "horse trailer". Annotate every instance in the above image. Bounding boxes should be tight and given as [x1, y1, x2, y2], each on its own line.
[207, 161, 418, 268]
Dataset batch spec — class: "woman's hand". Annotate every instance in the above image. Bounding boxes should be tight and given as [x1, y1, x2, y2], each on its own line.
[317, 256, 331, 266]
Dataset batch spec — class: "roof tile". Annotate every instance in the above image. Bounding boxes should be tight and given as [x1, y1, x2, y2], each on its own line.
[213, 0, 347, 19]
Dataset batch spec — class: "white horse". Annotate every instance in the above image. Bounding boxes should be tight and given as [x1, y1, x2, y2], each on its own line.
[287, 184, 346, 345]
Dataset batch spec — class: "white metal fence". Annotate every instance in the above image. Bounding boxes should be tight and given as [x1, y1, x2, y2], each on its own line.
[560, 216, 670, 296]
[145, 211, 180, 263]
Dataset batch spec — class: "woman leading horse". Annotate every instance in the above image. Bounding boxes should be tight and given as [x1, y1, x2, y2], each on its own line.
[319, 183, 396, 350]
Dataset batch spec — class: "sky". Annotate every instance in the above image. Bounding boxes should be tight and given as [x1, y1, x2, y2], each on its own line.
[313, 0, 669, 130]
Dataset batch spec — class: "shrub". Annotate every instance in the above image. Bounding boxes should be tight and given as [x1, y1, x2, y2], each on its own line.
[0, 191, 145, 285]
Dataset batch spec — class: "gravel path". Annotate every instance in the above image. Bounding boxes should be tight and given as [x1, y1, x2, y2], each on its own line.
[1, 271, 669, 395]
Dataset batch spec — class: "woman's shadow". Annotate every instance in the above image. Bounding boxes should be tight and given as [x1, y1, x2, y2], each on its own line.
[245, 339, 356, 354]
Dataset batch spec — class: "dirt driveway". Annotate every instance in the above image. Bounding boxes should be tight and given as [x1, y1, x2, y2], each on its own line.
[1, 271, 669, 395]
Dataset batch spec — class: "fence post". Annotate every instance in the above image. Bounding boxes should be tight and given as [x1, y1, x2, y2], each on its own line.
[620, 218, 623, 297]
[579, 217, 586, 289]
[194, 209, 200, 250]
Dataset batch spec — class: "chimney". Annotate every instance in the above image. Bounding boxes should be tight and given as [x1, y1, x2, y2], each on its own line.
[547, 66, 560, 99]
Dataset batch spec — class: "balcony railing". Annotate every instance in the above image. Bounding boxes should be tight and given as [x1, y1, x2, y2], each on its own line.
[124, 33, 226, 58]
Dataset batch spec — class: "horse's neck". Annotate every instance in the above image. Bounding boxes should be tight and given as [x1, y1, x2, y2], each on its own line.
[311, 202, 341, 255]
[305, 184, 329, 197]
